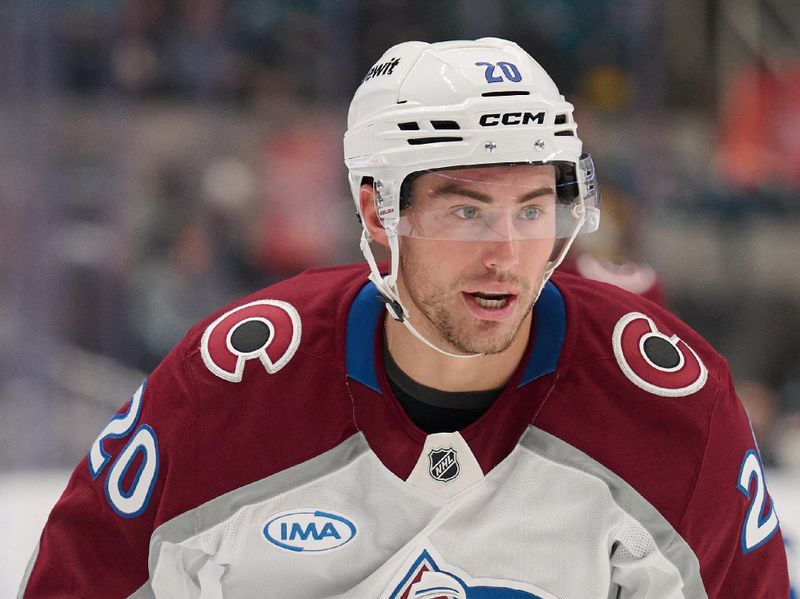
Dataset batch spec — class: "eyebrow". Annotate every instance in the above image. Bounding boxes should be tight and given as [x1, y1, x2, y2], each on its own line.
[430, 184, 556, 204]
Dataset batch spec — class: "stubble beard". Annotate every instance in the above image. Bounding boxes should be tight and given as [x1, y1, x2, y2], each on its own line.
[400, 255, 539, 355]
[428, 294, 536, 355]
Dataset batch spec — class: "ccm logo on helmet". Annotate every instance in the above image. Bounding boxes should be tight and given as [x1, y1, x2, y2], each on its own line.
[479, 111, 545, 127]
[201, 299, 301, 383]
[612, 311, 707, 397]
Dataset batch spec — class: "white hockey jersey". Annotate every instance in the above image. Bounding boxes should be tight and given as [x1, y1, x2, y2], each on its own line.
[20, 265, 790, 598]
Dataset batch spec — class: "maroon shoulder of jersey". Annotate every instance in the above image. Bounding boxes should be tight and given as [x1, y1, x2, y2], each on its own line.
[177, 263, 370, 510]
[22, 264, 373, 597]
[541, 271, 724, 524]
[541, 271, 789, 596]
[92, 263, 371, 530]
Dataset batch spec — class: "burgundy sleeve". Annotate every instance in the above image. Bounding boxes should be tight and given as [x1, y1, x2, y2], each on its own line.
[20, 337, 196, 598]
[678, 358, 790, 597]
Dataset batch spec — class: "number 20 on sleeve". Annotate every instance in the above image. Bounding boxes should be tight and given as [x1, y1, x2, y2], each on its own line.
[737, 449, 780, 554]
[88, 381, 160, 518]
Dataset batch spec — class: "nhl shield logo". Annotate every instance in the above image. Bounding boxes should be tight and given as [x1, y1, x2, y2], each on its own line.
[428, 447, 460, 483]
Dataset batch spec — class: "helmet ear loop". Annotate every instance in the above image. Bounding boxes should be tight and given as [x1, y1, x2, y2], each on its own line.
[547, 238, 571, 264]
[536, 201, 586, 299]
[365, 200, 485, 358]
[360, 179, 405, 320]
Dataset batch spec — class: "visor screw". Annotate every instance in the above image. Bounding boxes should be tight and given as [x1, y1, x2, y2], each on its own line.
[484, 141, 497, 153]
[376, 194, 384, 207]
[534, 139, 545, 151]
[374, 179, 384, 191]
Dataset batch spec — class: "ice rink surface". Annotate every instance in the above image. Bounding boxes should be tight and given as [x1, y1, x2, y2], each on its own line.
[1, 470, 71, 598]
[3, 469, 798, 597]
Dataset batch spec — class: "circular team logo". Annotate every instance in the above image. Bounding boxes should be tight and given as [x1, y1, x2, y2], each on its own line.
[201, 299, 301, 383]
[612, 312, 707, 397]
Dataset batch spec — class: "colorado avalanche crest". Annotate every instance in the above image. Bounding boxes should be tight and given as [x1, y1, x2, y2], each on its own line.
[385, 546, 557, 599]
[201, 299, 301, 382]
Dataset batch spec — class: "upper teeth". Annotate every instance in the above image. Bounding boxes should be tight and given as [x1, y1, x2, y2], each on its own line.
[473, 295, 508, 308]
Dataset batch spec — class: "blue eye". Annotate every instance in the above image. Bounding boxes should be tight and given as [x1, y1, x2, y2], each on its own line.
[453, 206, 480, 220]
[519, 206, 541, 221]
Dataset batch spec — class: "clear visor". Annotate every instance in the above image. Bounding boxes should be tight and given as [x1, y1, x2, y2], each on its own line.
[386, 163, 584, 241]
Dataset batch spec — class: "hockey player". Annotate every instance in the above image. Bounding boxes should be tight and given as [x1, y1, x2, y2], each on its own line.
[20, 38, 789, 598]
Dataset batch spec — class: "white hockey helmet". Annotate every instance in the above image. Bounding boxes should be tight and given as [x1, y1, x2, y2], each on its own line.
[343, 38, 599, 356]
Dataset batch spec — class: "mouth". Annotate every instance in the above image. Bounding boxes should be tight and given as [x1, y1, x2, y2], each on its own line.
[462, 290, 518, 321]
[468, 291, 512, 309]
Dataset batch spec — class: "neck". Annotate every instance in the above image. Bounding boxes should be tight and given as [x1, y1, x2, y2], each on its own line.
[384, 310, 532, 392]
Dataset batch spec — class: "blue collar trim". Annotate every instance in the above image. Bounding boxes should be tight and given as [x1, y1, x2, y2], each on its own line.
[345, 282, 384, 393]
[345, 280, 566, 392]
[517, 281, 566, 387]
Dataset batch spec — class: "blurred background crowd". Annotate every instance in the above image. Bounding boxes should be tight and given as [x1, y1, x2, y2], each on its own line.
[0, 0, 799, 490]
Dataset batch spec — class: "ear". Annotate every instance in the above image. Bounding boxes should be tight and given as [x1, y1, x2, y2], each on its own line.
[358, 183, 389, 247]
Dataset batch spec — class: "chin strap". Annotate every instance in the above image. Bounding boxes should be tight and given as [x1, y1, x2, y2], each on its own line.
[359, 228, 483, 359]
[535, 202, 587, 298]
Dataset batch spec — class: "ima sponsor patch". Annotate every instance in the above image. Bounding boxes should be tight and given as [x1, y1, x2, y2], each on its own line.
[384, 545, 558, 599]
[612, 311, 707, 397]
[262, 509, 357, 554]
[201, 299, 301, 382]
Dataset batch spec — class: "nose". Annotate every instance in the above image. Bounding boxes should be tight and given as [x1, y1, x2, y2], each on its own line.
[480, 212, 519, 271]
[481, 237, 519, 271]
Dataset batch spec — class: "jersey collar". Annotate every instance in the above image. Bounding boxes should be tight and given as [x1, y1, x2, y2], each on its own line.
[345, 280, 566, 392]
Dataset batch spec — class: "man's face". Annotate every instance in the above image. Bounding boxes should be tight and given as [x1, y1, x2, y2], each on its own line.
[396, 163, 558, 355]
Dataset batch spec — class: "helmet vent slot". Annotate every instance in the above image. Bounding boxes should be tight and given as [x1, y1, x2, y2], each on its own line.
[481, 91, 530, 97]
[554, 130, 575, 136]
[407, 137, 463, 145]
[554, 114, 568, 125]
[430, 120, 460, 130]
[398, 121, 420, 131]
